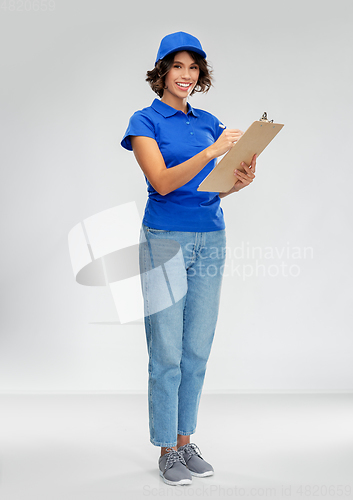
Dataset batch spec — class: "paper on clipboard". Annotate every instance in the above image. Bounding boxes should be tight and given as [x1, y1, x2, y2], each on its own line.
[197, 113, 284, 193]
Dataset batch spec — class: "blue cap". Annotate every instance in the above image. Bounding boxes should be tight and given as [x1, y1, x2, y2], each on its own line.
[155, 31, 207, 65]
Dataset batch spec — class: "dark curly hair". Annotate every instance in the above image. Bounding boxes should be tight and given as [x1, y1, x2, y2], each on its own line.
[146, 50, 213, 98]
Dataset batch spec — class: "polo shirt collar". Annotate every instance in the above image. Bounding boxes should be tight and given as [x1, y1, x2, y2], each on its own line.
[152, 98, 199, 118]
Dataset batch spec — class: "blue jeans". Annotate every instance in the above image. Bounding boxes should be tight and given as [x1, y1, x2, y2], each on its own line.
[139, 224, 226, 447]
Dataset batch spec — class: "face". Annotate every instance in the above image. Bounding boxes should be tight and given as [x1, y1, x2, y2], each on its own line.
[163, 51, 200, 99]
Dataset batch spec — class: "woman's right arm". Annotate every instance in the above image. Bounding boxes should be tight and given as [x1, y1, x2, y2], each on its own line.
[130, 129, 243, 196]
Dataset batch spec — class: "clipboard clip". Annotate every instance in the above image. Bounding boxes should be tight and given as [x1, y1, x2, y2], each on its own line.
[260, 112, 274, 123]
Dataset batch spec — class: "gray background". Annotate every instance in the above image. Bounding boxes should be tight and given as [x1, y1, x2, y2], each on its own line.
[0, 0, 352, 393]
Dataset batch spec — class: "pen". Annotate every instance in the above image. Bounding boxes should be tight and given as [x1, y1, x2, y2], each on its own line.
[219, 123, 226, 129]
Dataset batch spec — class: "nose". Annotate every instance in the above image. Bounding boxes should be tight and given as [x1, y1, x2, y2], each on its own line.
[181, 68, 191, 80]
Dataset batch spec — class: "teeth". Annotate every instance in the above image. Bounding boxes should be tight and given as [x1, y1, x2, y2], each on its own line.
[177, 83, 190, 87]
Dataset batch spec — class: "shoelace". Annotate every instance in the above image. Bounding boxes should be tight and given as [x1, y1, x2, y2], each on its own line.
[179, 442, 203, 461]
[163, 448, 187, 473]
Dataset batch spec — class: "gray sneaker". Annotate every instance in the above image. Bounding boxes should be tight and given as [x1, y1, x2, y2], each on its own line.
[178, 443, 214, 477]
[159, 448, 192, 486]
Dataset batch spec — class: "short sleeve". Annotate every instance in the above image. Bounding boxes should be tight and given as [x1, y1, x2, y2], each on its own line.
[121, 111, 156, 151]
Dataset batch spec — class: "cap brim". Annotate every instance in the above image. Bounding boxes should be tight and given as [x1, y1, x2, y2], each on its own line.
[155, 46, 207, 65]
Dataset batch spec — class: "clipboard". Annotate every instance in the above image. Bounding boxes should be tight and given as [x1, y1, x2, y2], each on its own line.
[197, 112, 284, 193]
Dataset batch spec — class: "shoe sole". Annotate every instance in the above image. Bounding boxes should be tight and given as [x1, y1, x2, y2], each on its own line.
[190, 470, 214, 477]
[159, 470, 192, 486]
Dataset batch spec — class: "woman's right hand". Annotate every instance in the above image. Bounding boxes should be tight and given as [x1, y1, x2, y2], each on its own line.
[208, 128, 244, 159]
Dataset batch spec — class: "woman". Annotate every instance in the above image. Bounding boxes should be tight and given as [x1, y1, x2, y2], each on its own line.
[121, 31, 256, 486]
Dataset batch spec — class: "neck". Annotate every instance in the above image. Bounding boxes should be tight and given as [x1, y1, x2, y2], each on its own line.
[161, 93, 188, 114]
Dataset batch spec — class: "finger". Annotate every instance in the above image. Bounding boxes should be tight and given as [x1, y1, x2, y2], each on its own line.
[225, 130, 244, 140]
[240, 162, 256, 178]
[227, 129, 244, 135]
[236, 176, 251, 186]
[251, 154, 257, 173]
[234, 170, 253, 184]
[241, 155, 257, 173]
[228, 134, 243, 144]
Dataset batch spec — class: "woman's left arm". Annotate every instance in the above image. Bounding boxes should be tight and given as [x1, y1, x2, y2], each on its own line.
[219, 154, 257, 198]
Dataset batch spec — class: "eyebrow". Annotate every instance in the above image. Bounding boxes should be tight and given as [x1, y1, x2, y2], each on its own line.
[173, 60, 198, 66]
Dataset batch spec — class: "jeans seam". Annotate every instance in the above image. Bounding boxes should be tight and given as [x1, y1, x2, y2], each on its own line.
[177, 429, 196, 436]
[151, 439, 178, 447]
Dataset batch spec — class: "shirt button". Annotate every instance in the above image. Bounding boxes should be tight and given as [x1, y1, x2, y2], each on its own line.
[186, 121, 190, 125]
[190, 131, 194, 135]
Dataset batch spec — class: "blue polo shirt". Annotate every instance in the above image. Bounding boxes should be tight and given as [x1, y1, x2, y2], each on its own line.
[121, 98, 226, 232]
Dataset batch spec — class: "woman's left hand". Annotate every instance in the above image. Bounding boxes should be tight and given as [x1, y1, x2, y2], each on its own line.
[233, 154, 256, 192]
[218, 154, 257, 198]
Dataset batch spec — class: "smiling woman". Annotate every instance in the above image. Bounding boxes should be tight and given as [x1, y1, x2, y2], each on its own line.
[120, 31, 256, 487]
[161, 53, 200, 105]
[146, 49, 212, 100]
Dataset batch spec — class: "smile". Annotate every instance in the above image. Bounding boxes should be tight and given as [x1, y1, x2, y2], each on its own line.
[176, 82, 192, 90]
